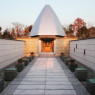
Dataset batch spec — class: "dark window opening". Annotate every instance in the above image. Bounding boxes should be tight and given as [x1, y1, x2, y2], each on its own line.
[74, 48, 75, 52]
[84, 49, 86, 55]
[76, 44, 77, 49]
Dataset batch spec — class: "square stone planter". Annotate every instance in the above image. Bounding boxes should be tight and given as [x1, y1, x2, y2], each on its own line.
[60, 55, 63, 59]
[4, 68, 17, 81]
[22, 59, 29, 66]
[0, 78, 4, 92]
[26, 56, 32, 62]
[15, 62, 25, 72]
[31, 56, 34, 59]
[87, 79, 95, 95]
[18, 58, 22, 63]
[68, 63, 78, 72]
[64, 58, 71, 66]
[62, 56, 68, 61]
[75, 68, 88, 81]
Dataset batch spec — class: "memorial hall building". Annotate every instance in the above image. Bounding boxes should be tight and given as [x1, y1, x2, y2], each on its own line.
[17, 5, 77, 56]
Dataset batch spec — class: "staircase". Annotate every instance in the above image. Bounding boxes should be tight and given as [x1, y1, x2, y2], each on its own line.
[39, 52, 55, 57]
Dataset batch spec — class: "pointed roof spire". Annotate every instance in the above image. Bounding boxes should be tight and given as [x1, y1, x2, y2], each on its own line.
[30, 5, 66, 37]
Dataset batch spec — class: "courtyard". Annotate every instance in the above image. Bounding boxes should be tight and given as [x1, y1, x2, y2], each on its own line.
[0, 1, 95, 95]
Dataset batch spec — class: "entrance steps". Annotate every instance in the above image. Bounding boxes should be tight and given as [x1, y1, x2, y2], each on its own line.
[39, 52, 55, 57]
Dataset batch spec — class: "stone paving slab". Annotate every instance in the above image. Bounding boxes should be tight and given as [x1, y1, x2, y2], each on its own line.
[1, 57, 90, 95]
[46, 78, 70, 82]
[46, 84, 74, 90]
[13, 90, 44, 95]
[10, 81, 45, 85]
[17, 85, 45, 90]
[46, 81, 71, 85]
[45, 90, 77, 95]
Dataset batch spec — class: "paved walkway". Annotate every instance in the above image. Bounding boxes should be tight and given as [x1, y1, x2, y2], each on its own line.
[1, 57, 90, 95]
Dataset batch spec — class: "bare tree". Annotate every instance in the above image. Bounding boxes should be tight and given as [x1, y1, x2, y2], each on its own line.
[24, 25, 32, 37]
[12, 23, 24, 38]
[0, 27, 2, 38]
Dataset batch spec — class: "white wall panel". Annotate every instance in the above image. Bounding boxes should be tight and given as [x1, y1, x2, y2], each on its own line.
[0, 39, 25, 70]
[70, 39, 95, 71]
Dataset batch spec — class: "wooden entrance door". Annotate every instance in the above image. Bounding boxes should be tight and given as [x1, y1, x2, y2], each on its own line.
[41, 39, 54, 52]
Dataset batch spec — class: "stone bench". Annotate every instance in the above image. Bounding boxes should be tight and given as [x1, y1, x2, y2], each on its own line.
[4, 68, 17, 81]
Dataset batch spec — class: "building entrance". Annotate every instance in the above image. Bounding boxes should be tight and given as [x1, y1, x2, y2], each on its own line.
[41, 38, 54, 52]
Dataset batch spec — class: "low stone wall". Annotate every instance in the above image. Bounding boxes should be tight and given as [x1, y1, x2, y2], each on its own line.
[70, 38, 95, 72]
[56, 37, 77, 56]
[0, 39, 25, 70]
[17, 38, 39, 56]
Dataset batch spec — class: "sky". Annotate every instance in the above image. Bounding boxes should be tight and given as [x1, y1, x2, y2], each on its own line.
[0, 0, 95, 31]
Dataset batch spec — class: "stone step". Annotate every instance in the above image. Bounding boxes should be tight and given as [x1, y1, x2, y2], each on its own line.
[39, 52, 55, 57]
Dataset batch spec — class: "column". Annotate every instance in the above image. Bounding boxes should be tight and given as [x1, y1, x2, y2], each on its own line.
[54, 40, 56, 54]
[38, 40, 41, 54]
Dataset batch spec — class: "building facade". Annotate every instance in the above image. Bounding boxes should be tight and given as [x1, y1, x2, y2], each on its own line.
[17, 5, 77, 56]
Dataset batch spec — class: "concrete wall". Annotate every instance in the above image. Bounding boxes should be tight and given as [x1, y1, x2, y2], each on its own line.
[17, 38, 39, 56]
[70, 38, 95, 71]
[56, 37, 77, 56]
[0, 39, 25, 70]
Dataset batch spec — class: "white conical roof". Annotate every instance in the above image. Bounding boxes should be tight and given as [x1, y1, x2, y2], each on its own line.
[30, 5, 66, 37]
